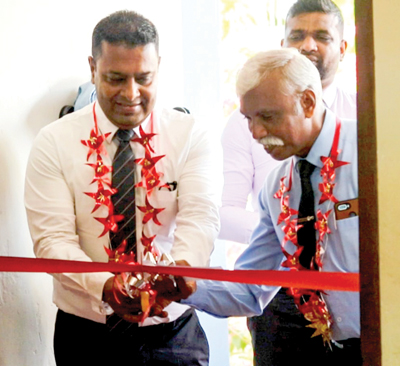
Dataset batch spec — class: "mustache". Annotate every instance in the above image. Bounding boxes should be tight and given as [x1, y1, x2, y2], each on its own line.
[257, 136, 284, 147]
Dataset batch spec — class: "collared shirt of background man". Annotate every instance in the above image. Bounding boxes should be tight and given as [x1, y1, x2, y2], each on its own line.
[25, 10, 219, 366]
[180, 48, 360, 366]
[218, 1, 357, 365]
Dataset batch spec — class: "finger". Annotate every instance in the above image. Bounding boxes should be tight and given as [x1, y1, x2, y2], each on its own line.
[150, 303, 169, 318]
[152, 275, 176, 294]
[174, 277, 196, 299]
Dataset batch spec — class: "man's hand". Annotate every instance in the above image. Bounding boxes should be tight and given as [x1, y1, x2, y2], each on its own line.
[103, 261, 197, 322]
[151, 260, 197, 302]
[102, 274, 168, 323]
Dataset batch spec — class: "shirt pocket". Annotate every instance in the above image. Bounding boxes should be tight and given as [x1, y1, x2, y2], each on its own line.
[334, 216, 359, 272]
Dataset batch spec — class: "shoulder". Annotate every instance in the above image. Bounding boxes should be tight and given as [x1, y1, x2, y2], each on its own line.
[157, 108, 196, 130]
[154, 108, 212, 149]
[222, 109, 249, 138]
[34, 104, 94, 149]
[40, 104, 93, 135]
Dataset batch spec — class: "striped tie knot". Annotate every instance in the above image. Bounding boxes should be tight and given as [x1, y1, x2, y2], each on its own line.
[116, 129, 134, 143]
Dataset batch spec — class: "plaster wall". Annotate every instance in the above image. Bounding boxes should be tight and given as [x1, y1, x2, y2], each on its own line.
[373, 0, 400, 364]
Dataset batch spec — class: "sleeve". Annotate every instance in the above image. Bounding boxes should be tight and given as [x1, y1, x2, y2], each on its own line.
[24, 129, 112, 313]
[183, 187, 285, 316]
[183, 279, 279, 318]
[170, 121, 221, 267]
[219, 110, 266, 243]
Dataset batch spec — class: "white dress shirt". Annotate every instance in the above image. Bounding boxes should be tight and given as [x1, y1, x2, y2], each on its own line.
[25, 102, 220, 325]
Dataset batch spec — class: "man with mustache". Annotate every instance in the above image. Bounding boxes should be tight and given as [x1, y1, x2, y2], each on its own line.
[25, 10, 219, 366]
[181, 48, 360, 365]
[218, 1, 357, 365]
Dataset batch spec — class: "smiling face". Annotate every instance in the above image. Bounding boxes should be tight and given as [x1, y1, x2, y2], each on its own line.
[240, 72, 321, 161]
[89, 42, 160, 129]
[282, 12, 346, 89]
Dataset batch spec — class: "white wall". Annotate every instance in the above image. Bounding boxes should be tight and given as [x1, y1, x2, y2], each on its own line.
[0, 1, 228, 365]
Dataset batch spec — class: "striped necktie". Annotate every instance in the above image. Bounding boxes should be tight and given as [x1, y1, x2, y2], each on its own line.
[110, 129, 136, 254]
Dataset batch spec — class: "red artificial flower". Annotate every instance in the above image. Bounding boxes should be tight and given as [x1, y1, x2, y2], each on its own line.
[274, 176, 289, 199]
[135, 150, 165, 174]
[133, 125, 157, 153]
[277, 195, 298, 225]
[86, 155, 112, 185]
[105, 240, 136, 263]
[141, 231, 157, 254]
[136, 167, 169, 193]
[281, 246, 305, 270]
[95, 213, 124, 237]
[137, 196, 165, 225]
[84, 181, 117, 213]
[318, 176, 338, 204]
[320, 153, 349, 181]
[314, 209, 332, 242]
[315, 243, 325, 269]
[81, 130, 111, 161]
[281, 219, 301, 246]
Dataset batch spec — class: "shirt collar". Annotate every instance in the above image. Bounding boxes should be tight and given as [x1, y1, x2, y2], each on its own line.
[294, 108, 336, 169]
[94, 102, 152, 143]
[322, 80, 337, 110]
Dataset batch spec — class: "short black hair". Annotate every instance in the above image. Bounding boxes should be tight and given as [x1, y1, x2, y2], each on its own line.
[92, 10, 159, 60]
[286, 0, 344, 35]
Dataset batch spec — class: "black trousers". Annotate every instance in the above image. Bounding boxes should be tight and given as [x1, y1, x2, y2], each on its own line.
[54, 308, 209, 366]
[247, 288, 362, 366]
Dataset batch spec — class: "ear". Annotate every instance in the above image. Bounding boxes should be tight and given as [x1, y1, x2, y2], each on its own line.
[88, 56, 96, 84]
[280, 38, 284, 47]
[300, 89, 317, 118]
[339, 39, 348, 62]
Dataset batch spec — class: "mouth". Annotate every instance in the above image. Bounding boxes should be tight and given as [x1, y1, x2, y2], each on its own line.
[263, 144, 279, 155]
[115, 102, 142, 114]
[304, 55, 319, 65]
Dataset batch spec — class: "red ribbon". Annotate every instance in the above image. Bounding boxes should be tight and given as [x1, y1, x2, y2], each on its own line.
[0, 256, 358, 292]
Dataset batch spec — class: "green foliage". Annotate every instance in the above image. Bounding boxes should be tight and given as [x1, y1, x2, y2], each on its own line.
[228, 317, 253, 366]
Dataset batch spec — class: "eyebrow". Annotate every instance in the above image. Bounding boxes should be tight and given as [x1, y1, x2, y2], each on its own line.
[289, 29, 332, 36]
[105, 71, 153, 77]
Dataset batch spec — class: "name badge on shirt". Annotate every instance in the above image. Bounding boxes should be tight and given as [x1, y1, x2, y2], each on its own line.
[334, 198, 359, 220]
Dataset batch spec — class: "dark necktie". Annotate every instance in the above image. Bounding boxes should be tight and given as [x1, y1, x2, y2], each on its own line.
[110, 129, 136, 254]
[297, 160, 317, 269]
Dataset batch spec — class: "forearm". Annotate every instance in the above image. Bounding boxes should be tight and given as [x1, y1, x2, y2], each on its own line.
[182, 280, 279, 318]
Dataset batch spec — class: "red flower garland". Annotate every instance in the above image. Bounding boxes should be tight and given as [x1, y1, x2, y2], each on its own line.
[273, 117, 349, 344]
[82, 103, 169, 321]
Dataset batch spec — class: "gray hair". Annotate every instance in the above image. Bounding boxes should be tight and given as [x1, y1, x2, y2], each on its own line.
[236, 48, 322, 102]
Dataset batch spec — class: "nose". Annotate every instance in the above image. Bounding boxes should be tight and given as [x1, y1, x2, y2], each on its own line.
[299, 36, 318, 53]
[120, 78, 140, 101]
[249, 120, 268, 140]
